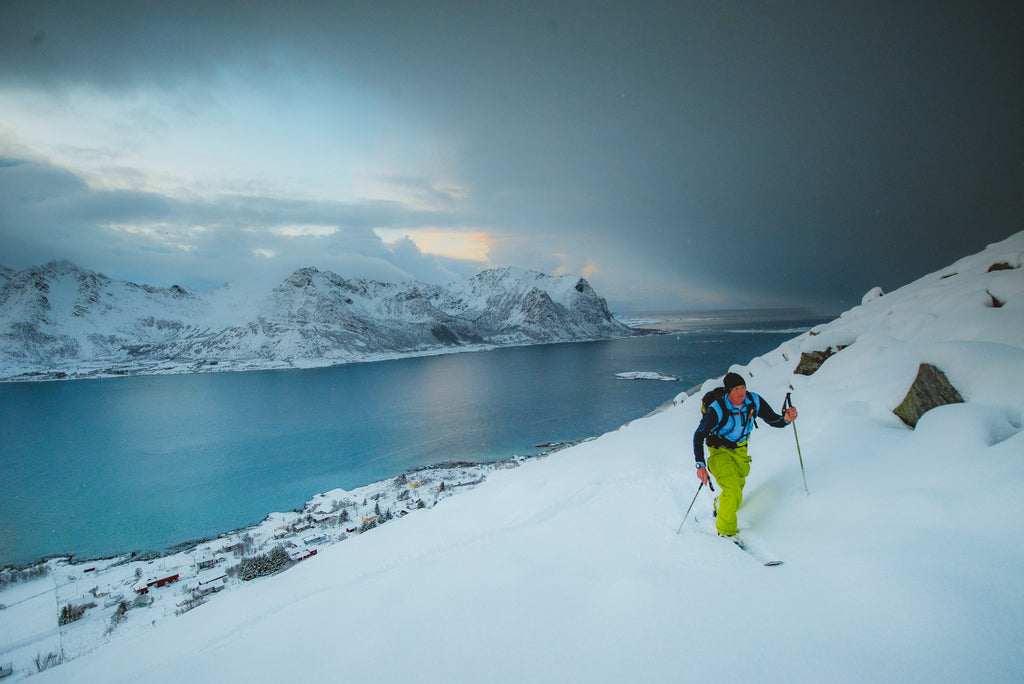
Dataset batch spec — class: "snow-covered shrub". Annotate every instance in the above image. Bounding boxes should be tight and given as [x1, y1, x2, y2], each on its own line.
[0, 564, 50, 588]
[58, 601, 94, 625]
[34, 651, 62, 672]
[107, 600, 129, 634]
[239, 533, 256, 556]
[232, 546, 293, 581]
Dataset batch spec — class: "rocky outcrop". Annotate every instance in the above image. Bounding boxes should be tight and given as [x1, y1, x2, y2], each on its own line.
[893, 363, 965, 428]
[794, 346, 847, 376]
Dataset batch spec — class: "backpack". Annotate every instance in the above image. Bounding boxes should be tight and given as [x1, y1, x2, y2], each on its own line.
[700, 386, 728, 418]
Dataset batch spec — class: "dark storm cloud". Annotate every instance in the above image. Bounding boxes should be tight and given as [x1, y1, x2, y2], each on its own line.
[2, 1, 1021, 311]
[0, 159, 476, 289]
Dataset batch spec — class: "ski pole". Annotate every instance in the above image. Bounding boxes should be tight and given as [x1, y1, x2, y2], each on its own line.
[676, 478, 714, 534]
[785, 392, 808, 495]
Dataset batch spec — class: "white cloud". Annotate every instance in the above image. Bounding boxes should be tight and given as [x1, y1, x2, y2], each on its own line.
[0, 68, 448, 207]
[274, 225, 338, 238]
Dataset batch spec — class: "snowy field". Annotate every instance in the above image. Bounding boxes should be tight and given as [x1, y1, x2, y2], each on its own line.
[2, 231, 1022, 683]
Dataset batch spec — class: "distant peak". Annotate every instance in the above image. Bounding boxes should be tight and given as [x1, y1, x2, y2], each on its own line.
[43, 259, 86, 273]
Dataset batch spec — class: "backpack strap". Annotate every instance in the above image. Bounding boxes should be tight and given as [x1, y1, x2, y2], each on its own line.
[708, 394, 758, 448]
[709, 397, 729, 434]
[704, 397, 731, 448]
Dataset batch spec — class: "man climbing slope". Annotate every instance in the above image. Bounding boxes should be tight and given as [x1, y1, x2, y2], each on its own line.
[693, 372, 797, 537]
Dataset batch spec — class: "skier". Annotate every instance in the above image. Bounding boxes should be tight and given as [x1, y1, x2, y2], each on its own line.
[693, 372, 797, 538]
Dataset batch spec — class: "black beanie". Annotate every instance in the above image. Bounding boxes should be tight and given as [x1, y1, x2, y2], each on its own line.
[723, 372, 746, 391]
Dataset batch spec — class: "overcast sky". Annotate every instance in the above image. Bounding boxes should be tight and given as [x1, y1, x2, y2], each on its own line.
[1, 1, 1021, 313]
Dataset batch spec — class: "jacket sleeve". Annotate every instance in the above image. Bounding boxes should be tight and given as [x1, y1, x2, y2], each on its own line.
[755, 394, 789, 428]
[693, 409, 718, 463]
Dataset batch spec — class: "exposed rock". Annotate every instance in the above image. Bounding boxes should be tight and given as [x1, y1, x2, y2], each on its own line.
[429, 324, 460, 346]
[893, 363, 964, 428]
[794, 346, 846, 376]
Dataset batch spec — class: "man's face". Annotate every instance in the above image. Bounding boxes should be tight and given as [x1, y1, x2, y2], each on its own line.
[728, 385, 747, 405]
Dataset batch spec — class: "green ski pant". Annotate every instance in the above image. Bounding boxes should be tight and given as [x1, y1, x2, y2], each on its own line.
[708, 444, 751, 537]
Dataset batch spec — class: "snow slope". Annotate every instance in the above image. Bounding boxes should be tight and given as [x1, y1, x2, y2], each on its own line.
[9, 231, 1024, 682]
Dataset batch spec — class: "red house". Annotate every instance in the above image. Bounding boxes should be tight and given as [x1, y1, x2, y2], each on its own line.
[134, 573, 180, 594]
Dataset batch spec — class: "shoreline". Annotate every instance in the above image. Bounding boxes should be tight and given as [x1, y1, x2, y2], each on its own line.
[0, 311, 831, 384]
[0, 330, 653, 384]
[0, 445, 584, 573]
[0, 445, 596, 673]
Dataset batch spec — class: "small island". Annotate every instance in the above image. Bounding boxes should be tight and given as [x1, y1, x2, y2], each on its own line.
[614, 371, 680, 382]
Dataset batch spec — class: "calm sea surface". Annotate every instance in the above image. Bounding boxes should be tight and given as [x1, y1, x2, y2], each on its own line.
[0, 316, 826, 567]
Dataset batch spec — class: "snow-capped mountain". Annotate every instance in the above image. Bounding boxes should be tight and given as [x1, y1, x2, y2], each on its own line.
[433, 267, 623, 343]
[0, 261, 215, 373]
[0, 261, 637, 381]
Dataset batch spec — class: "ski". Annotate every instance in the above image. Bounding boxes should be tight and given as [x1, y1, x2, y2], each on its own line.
[727, 535, 784, 567]
[689, 514, 785, 567]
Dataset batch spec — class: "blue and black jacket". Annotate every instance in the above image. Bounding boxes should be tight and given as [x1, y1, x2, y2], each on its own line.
[693, 391, 789, 464]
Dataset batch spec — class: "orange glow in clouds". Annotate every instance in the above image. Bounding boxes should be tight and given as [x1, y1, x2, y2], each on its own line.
[374, 228, 496, 262]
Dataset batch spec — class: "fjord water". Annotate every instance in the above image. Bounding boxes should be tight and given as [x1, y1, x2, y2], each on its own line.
[0, 318, 824, 567]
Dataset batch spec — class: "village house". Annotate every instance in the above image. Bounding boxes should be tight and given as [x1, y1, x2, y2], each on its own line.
[185, 574, 228, 598]
[133, 573, 180, 595]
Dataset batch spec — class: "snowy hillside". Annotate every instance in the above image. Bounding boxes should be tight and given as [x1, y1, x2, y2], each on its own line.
[2, 231, 1022, 682]
[0, 262, 636, 381]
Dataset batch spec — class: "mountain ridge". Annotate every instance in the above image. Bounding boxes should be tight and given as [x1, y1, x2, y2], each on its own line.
[0, 261, 638, 381]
